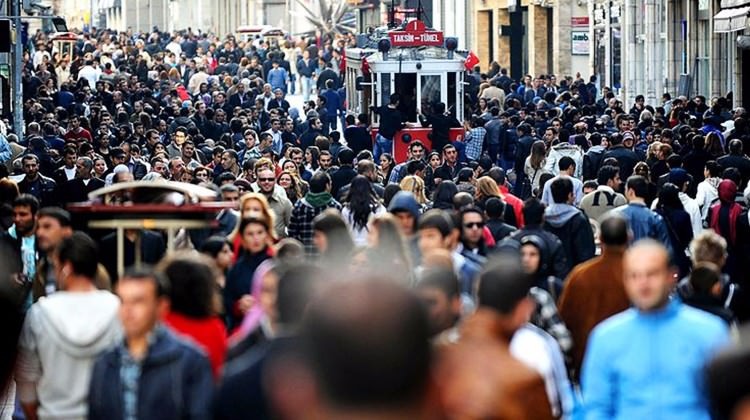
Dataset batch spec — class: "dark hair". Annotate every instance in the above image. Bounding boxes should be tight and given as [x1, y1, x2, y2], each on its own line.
[452, 192, 474, 211]
[597, 165, 619, 186]
[418, 209, 453, 238]
[625, 175, 649, 199]
[199, 236, 232, 258]
[558, 156, 576, 172]
[57, 232, 99, 279]
[522, 198, 545, 225]
[657, 183, 684, 211]
[689, 263, 721, 294]
[121, 266, 168, 297]
[383, 184, 402, 208]
[13, 194, 40, 215]
[337, 147, 355, 165]
[159, 255, 217, 318]
[345, 176, 379, 230]
[313, 209, 354, 262]
[309, 171, 331, 194]
[432, 181, 458, 210]
[600, 214, 629, 246]
[417, 267, 459, 298]
[485, 197, 506, 219]
[301, 280, 431, 408]
[705, 160, 722, 178]
[277, 263, 325, 325]
[477, 256, 532, 314]
[37, 207, 71, 227]
[550, 177, 574, 204]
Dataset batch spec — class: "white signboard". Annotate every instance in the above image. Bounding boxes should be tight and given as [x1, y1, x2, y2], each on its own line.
[571, 31, 590, 55]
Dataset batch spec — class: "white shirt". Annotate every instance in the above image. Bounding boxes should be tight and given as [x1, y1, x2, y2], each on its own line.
[77, 65, 100, 89]
[695, 178, 720, 222]
[510, 324, 572, 418]
[651, 192, 704, 235]
[63, 166, 76, 181]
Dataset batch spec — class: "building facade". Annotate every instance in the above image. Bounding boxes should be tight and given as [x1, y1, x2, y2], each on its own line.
[591, 0, 746, 108]
[469, 0, 590, 80]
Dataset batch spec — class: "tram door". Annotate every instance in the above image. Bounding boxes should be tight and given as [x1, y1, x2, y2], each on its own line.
[394, 73, 417, 122]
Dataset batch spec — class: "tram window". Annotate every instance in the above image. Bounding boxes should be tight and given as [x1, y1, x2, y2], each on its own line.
[380, 73, 391, 107]
[420, 75, 441, 117]
[395, 73, 417, 122]
[447, 72, 457, 119]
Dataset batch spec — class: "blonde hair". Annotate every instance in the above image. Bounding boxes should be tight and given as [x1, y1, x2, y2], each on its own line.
[475, 176, 500, 200]
[690, 230, 728, 266]
[399, 175, 427, 204]
[231, 192, 278, 241]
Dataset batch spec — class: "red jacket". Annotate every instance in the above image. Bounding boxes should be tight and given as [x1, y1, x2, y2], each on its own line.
[164, 312, 228, 379]
[499, 185, 525, 228]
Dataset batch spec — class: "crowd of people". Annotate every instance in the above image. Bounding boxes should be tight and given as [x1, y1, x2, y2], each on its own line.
[2, 23, 750, 420]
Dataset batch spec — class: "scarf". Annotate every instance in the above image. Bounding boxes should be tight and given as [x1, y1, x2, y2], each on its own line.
[710, 180, 741, 245]
[305, 191, 333, 208]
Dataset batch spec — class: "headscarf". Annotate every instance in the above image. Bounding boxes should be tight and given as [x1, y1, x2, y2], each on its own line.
[228, 259, 275, 346]
[710, 179, 742, 245]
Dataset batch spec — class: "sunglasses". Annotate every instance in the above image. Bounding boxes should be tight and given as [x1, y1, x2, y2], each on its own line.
[464, 222, 485, 229]
[258, 177, 275, 182]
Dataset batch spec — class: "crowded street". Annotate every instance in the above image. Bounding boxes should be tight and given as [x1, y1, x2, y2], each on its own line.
[1, 0, 750, 418]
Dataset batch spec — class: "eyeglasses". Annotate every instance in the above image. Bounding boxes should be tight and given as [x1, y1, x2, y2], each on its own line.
[463, 222, 485, 229]
[258, 177, 275, 182]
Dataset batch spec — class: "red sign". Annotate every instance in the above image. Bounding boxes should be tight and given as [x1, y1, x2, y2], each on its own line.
[571, 16, 590, 27]
[388, 19, 444, 47]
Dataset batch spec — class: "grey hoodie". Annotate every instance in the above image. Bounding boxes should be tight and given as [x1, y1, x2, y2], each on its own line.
[16, 290, 121, 420]
[544, 203, 582, 228]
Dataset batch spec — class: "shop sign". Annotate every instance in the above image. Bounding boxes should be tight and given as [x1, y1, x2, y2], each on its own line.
[571, 31, 590, 55]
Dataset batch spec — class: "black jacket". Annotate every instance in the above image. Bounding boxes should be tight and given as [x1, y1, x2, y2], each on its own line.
[602, 145, 640, 180]
[214, 337, 300, 420]
[330, 165, 357, 198]
[543, 211, 596, 276]
[88, 328, 214, 420]
[420, 113, 461, 153]
[61, 177, 105, 205]
[18, 174, 58, 207]
[718, 154, 750, 186]
[506, 225, 569, 279]
[486, 219, 517, 242]
[344, 126, 372, 155]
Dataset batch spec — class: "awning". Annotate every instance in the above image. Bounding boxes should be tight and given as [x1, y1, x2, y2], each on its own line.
[714, 6, 750, 32]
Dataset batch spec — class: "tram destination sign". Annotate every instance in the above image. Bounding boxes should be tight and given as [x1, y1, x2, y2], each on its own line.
[388, 19, 444, 47]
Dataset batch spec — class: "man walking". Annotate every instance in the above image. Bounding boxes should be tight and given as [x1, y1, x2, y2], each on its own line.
[88, 268, 213, 419]
[582, 240, 729, 419]
[16, 232, 121, 420]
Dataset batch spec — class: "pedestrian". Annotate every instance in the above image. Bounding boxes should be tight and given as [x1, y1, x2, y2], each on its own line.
[558, 215, 631, 382]
[582, 240, 729, 419]
[434, 258, 554, 420]
[16, 232, 121, 420]
[88, 267, 214, 419]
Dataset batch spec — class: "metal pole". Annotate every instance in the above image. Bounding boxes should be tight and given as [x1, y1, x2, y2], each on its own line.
[12, 0, 22, 143]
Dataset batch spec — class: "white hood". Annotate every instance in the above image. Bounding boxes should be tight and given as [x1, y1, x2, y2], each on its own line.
[36, 291, 121, 357]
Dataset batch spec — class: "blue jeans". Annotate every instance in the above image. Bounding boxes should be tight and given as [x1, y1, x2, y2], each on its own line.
[374, 134, 393, 161]
[289, 74, 296, 95]
[301, 76, 312, 102]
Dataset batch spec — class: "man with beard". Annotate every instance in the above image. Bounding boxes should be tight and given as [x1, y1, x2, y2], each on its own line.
[18, 154, 58, 208]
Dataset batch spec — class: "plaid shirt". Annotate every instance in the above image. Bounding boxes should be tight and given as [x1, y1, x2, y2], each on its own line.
[530, 286, 573, 367]
[288, 197, 342, 256]
[465, 127, 486, 161]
